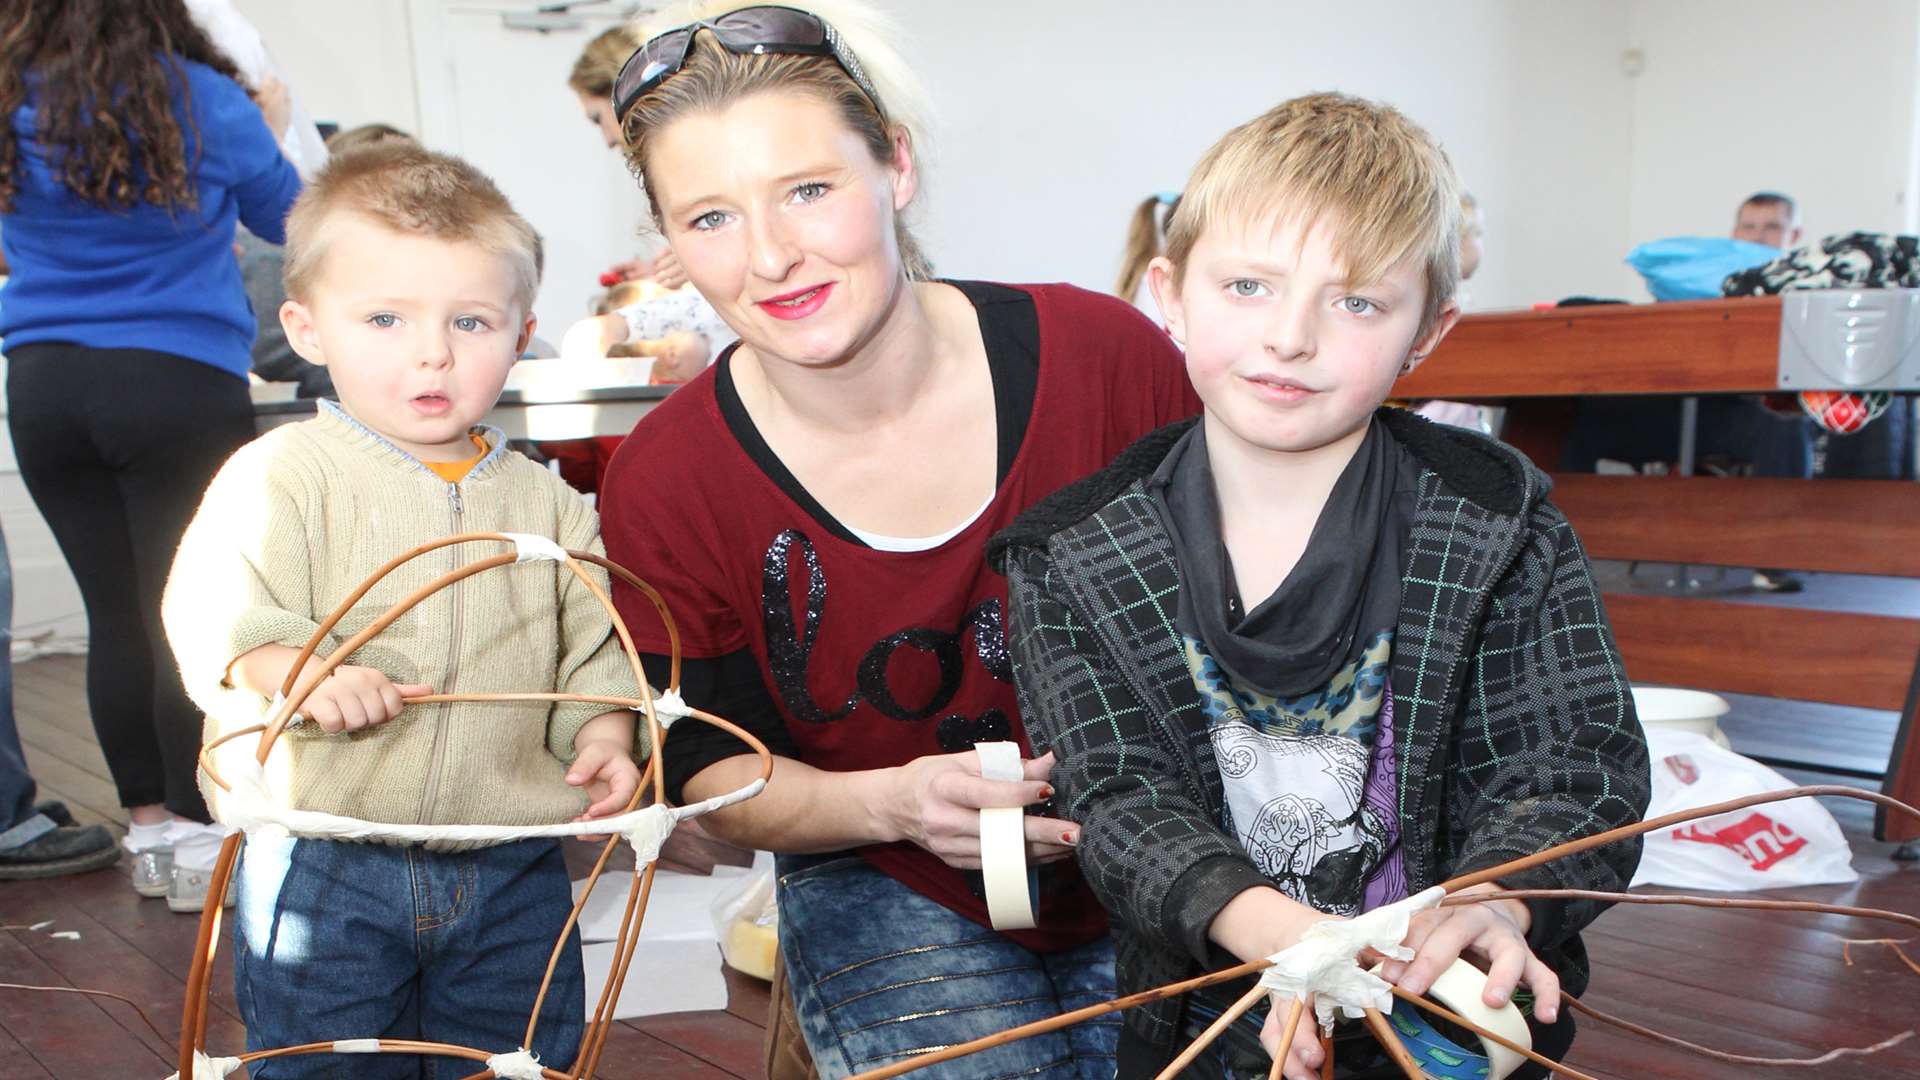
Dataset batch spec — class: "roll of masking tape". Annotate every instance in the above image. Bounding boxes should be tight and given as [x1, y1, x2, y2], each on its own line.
[1372, 958, 1532, 1080]
[975, 741, 1037, 930]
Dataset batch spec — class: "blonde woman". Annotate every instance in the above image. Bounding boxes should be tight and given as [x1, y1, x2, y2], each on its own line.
[599, 3, 1198, 1076]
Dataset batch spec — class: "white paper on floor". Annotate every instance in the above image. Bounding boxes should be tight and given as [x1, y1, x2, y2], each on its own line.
[570, 866, 751, 1019]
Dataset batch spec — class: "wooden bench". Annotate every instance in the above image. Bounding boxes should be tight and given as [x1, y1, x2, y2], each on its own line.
[1396, 297, 1920, 848]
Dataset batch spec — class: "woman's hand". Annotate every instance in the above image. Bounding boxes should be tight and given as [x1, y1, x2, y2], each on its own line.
[1377, 883, 1560, 1021]
[882, 749, 1077, 868]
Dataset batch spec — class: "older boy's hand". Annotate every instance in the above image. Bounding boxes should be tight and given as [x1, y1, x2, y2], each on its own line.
[1377, 882, 1561, 1022]
[1259, 994, 1328, 1080]
[569, 739, 641, 820]
[300, 665, 431, 734]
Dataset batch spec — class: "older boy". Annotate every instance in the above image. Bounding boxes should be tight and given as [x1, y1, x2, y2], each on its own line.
[163, 145, 644, 1076]
[992, 94, 1649, 1079]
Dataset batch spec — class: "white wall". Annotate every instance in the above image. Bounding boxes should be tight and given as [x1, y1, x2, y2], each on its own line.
[901, 0, 1641, 310]
[212, 0, 1920, 320]
[234, 0, 424, 137]
[238, 0, 1649, 320]
[1624, 0, 1920, 268]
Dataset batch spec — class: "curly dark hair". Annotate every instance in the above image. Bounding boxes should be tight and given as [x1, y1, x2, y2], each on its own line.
[0, 0, 248, 213]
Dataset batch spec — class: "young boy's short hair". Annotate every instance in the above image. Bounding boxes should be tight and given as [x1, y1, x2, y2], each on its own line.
[282, 144, 542, 314]
[1163, 91, 1462, 335]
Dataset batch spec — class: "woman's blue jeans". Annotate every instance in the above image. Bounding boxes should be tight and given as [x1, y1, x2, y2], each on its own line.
[776, 853, 1119, 1080]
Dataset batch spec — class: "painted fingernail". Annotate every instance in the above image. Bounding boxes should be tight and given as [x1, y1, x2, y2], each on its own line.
[1061, 831, 1078, 845]
[1039, 785, 1054, 799]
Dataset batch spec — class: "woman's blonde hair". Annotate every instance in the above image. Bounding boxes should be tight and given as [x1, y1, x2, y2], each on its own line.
[1164, 92, 1461, 335]
[569, 23, 643, 99]
[616, 0, 934, 279]
[1114, 193, 1178, 301]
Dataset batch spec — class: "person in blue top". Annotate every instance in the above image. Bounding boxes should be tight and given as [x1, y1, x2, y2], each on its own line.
[0, 0, 300, 910]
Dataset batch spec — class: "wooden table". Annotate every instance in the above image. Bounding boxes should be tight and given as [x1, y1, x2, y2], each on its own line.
[1397, 297, 1920, 847]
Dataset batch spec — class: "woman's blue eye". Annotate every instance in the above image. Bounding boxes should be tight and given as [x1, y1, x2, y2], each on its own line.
[1341, 296, 1378, 315]
[690, 210, 727, 231]
[368, 313, 398, 328]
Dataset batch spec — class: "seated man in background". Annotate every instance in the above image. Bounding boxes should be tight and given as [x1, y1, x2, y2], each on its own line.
[1564, 188, 1817, 592]
[1732, 190, 1803, 249]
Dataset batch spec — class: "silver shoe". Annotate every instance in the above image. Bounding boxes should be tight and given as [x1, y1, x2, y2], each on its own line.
[166, 862, 237, 913]
[130, 848, 173, 898]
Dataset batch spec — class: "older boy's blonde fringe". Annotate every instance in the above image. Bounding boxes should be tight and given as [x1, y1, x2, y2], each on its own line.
[1166, 93, 1462, 334]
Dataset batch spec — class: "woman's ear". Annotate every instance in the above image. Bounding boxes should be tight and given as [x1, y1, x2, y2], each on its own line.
[888, 127, 919, 212]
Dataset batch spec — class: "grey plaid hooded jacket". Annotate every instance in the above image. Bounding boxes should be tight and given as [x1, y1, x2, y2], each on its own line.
[989, 409, 1651, 1068]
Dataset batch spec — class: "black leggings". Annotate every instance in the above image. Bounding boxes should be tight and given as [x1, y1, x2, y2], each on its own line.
[6, 343, 256, 821]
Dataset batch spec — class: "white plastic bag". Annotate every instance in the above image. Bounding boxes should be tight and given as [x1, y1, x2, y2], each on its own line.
[711, 849, 779, 981]
[1631, 728, 1857, 891]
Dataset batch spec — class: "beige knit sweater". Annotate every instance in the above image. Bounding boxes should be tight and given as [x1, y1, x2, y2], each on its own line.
[164, 401, 647, 843]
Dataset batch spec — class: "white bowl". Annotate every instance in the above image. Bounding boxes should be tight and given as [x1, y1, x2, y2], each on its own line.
[1631, 686, 1733, 749]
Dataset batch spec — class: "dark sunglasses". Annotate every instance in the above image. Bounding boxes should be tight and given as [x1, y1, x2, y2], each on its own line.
[612, 5, 881, 123]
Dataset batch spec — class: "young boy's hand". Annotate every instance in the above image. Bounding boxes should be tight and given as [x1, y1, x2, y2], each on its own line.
[299, 665, 432, 733]
[568, 739, 641, 820]
[1377, 882, 1561, 1022]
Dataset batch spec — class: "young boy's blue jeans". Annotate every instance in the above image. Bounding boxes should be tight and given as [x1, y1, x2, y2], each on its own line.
[775, 853, 1119, 1080]
[234, 833, 585, 1078]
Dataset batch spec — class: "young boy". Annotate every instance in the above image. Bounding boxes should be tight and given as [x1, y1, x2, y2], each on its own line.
[162, 144, 645, 1075]
[991, 94, 1650, 1079]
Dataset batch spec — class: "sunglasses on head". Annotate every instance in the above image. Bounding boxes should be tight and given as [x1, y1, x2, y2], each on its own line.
[612, 5, 881, 123]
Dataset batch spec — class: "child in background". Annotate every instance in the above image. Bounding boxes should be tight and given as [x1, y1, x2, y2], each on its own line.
[994, 94, 1649, 1079]
[1411, 189, 1490, 432]
[163, 144, 645, 1075]
[1115, 191, 1181, 316]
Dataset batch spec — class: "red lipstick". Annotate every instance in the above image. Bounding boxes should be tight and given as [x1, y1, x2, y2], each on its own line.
[756, 283, 833, 321]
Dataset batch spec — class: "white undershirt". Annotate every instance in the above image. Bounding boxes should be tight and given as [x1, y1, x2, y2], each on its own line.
[842, 493, 995, 553]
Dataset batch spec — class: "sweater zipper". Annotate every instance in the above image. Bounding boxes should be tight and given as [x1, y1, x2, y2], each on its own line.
[417, 482, 465, 824]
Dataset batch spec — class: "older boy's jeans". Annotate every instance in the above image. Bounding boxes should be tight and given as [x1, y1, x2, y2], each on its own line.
[775, 853, 1120, 1080]
[234, 834, 584, 1079]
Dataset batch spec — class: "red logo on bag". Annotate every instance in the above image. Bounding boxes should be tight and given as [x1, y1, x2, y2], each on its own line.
[1663, 754, 1700, 785]
[1671, 813, 1806, 871]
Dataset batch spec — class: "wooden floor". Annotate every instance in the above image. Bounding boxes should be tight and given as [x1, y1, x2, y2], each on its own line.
[6, 647, 1920, 1079]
